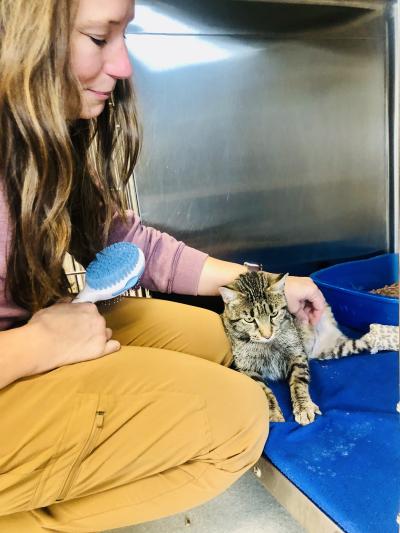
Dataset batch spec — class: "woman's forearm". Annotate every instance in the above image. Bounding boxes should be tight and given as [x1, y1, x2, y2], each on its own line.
[0, 325, 39, 390]
[197, 257, 247, 296]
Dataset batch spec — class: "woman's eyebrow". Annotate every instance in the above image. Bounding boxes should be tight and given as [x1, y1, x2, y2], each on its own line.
[81, 20, 118, 28]
[83, 15, 135, 28]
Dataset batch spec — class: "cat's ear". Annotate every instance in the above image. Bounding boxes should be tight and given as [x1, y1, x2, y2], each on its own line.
[268, 272, 289, 293]
[219, 286, 239, 304]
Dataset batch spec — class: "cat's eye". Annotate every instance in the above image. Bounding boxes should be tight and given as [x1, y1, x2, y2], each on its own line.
[270, 311, 279, 318]
[242, 316, 254, 323]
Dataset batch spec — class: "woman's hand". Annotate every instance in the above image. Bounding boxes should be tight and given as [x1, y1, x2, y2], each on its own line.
[197, 257, 326, 325]
[27, 302, 121, 374]
[284, 276, 326, 325]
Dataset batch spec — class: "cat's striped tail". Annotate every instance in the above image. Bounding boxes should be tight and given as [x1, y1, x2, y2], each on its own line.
[317, 324, 399, 360]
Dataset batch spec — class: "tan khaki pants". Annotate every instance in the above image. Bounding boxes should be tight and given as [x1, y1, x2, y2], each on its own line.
[0, 298, 269, 532]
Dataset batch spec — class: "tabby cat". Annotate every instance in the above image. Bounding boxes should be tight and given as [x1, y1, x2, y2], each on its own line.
[220, 271, 399, 425]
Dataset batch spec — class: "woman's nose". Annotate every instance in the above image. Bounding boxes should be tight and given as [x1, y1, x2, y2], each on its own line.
[105, 42, 133, 80]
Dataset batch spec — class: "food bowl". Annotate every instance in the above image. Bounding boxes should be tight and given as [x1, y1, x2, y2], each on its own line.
[311, 253, 399, 332]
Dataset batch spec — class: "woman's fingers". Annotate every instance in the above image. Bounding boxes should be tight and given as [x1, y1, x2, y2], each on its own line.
[103, 339, 121, 355]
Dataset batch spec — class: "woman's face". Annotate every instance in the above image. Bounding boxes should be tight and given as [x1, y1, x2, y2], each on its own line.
[70, 0, 135, 119]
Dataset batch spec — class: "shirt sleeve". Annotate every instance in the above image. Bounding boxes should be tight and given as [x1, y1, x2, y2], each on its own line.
[107, 210, 209, 295]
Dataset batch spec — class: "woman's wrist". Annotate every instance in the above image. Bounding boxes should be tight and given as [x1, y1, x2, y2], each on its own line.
[0, 324, 45, 388]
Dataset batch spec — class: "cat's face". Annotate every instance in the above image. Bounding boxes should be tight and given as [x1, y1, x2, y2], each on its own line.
[220, 271, 288, 343]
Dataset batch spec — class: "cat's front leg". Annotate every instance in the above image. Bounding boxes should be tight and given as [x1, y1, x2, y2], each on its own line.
[238, 370, 285, 422]
[288, 355, 321, 425]
[259, 382, 286, 423]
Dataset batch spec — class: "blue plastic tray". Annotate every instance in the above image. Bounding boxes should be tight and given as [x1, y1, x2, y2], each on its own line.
[311, 253, 399, 332]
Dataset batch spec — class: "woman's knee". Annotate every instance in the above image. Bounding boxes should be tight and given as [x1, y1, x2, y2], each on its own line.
[98, 348, 269, 470]
[200, 368, 269, 473]
[48, 346, 268, 470]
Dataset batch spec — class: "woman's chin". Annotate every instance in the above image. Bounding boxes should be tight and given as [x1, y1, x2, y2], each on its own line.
[79, 100, 106, 119]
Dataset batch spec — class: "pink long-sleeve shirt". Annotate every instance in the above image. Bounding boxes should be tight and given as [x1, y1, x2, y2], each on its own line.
[0, 184, 208, 331]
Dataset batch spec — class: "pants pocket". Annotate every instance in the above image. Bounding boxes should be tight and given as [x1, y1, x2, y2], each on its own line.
[30, 392, 103, 509]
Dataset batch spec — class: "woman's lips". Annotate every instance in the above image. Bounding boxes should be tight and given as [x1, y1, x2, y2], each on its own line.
[86, 89, 112, 100]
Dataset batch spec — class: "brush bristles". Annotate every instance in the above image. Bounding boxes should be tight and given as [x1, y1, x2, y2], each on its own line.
[86, 242, 141, 290]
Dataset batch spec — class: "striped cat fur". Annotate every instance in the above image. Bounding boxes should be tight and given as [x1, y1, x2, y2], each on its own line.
[220, 271, 399, 425]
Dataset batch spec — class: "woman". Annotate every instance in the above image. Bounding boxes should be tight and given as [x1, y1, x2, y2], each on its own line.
[0, 0, 325, 531]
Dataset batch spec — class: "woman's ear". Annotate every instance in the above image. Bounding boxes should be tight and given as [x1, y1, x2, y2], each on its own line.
[219, 286, 239, 304]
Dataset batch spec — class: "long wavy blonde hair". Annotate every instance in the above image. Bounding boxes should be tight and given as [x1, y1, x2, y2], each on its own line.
[0, 0, 141, 315]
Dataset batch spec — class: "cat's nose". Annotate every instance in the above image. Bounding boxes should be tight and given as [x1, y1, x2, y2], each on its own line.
[259, 324, 272, 339]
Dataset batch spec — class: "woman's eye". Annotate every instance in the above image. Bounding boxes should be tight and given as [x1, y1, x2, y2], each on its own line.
[90, 36, 107, 47]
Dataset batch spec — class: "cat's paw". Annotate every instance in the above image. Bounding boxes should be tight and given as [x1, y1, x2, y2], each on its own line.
[294, 401, 322, 425]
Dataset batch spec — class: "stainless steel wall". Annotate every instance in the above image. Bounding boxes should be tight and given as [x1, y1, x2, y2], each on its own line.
[126, 0, 391, 274]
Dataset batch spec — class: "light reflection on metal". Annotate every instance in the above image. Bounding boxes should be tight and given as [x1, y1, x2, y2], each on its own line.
[126, 34, 234, 71]
[126, 6, 257, 72]
[131, 5, 197, 34]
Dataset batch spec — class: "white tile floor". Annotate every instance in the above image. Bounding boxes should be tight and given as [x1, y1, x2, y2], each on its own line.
[106, 470, 304, 533]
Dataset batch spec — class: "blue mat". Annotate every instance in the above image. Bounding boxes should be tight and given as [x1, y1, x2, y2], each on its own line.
[263, 347, 399, 533]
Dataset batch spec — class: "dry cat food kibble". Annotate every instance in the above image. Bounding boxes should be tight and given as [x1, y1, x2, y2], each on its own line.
[370, 283, 399, 298]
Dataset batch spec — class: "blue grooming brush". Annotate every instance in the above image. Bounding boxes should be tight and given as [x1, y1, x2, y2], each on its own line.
[72, 242, 145, 304]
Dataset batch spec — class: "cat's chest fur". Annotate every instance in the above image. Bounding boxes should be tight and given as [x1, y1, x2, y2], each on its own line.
[232, 340, 289, 380]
